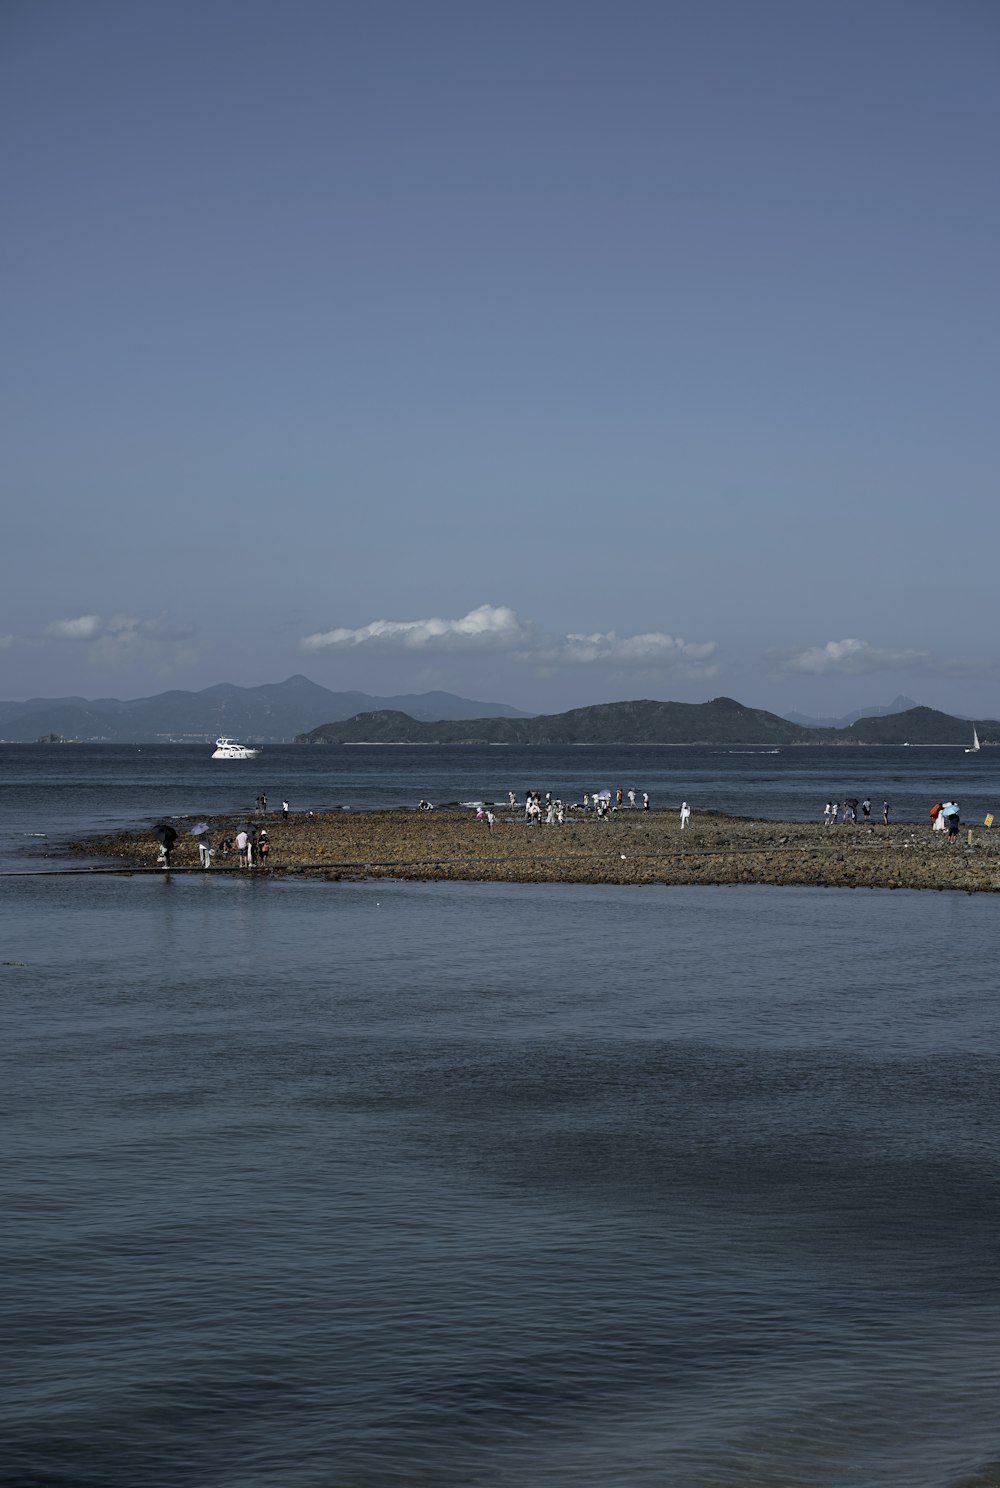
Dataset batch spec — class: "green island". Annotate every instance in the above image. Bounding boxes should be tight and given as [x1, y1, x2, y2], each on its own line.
[295, 697, 999, 747]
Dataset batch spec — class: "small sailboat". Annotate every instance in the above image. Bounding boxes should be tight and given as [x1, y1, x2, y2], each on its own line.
[965, 726, 981, 754]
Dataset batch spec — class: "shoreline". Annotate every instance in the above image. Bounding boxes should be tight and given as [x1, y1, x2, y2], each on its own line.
[67, 807, 1000, 892]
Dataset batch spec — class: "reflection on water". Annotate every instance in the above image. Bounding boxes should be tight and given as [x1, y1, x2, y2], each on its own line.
[4, 876, 1000, 1486]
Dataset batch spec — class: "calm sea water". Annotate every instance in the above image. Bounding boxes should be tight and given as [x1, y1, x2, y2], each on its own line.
[3, 746, 1000, 1487]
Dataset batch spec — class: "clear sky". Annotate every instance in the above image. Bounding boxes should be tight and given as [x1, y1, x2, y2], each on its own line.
[3, 0, 998, 718]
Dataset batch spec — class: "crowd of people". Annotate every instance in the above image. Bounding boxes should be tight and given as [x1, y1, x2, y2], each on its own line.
[823, 798, 890, 826]
[155, 790, 287, 869]
[488, 788, 653, 824]
[929, 801, 962, 839]
[196, 824, 272, 868]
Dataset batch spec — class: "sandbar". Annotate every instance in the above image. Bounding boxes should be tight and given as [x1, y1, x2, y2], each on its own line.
[69, 808, 1000, 892]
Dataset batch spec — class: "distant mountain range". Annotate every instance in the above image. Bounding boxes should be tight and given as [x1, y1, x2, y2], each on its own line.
[5, 681, 994, 747]
[297, 697, 998, 747]
[0, 676, 533, 743]
[781, 694, 924, 729]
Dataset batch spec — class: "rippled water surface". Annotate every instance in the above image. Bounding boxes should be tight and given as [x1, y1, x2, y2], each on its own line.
[4, 863, 1000, 1487]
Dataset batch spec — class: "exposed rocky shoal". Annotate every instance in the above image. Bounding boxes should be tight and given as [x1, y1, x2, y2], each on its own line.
[69, 808, 1000, 892]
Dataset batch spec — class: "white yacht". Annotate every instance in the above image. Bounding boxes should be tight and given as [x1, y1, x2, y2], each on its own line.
[212, 736, 260, 760]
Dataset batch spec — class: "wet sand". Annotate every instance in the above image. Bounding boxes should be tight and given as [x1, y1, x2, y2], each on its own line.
[69, 808, 1000, 891]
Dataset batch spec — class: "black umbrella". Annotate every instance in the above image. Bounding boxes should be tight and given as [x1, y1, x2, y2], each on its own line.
[846, 798, 859, 809]
[153, 823, 178, 848]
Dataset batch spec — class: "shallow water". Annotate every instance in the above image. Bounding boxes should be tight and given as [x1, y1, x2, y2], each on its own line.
[4, 867, 1000, 1487]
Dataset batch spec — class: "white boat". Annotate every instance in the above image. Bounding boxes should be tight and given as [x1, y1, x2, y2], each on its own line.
[212, 736, 260, 760]
[965, 726, 981, 754]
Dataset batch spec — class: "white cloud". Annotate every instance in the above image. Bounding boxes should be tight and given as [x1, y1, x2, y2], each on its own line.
[44, 614, 103, 641]
[551, 631, 718, 667]
[785, 638, 930, 675]
[302, 604, 530, 653]
[302, 605, 718, 672]
[39, 613, 189, 653]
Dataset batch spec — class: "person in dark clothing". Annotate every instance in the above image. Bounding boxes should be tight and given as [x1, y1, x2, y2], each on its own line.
[156, 825, 178, 867]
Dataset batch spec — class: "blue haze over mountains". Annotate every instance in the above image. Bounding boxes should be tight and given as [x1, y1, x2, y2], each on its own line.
[0, 677, 961, 744]
[0, 676, 533, 744]
[782, 695, 924, 729]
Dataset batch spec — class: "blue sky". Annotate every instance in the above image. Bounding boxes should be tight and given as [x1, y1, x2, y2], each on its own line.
[3, 0, 998, 717]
